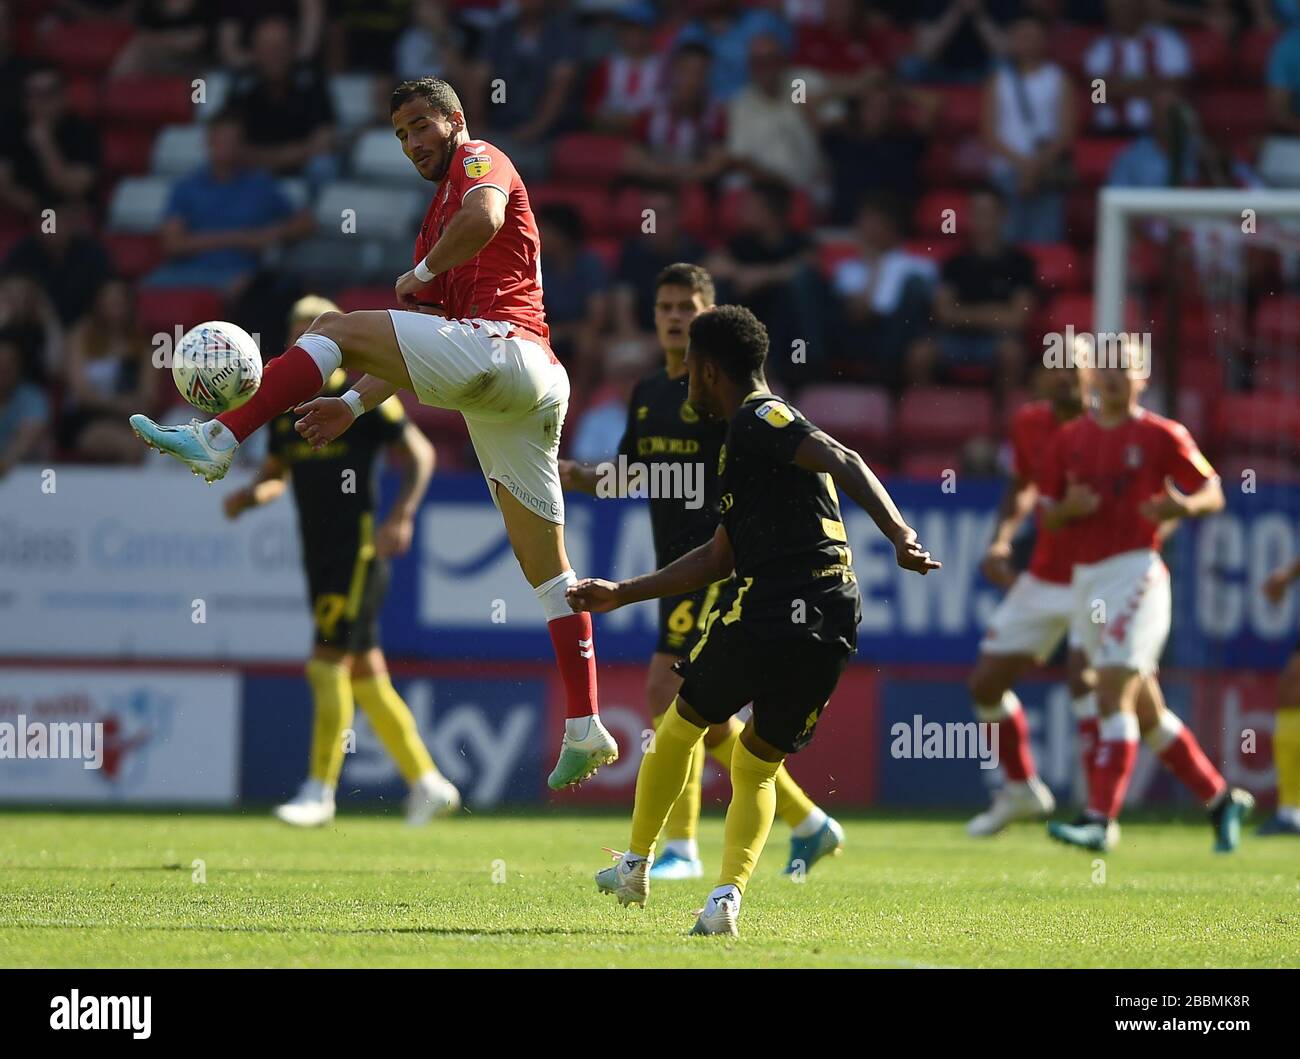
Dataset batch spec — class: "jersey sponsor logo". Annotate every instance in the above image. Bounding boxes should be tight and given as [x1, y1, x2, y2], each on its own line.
[718, 443, 726, 476]
[636, 405, 649, 420]
[679, 400, 699, 424]
[463, 154, 493, 178]
[755, 400, 794, 428]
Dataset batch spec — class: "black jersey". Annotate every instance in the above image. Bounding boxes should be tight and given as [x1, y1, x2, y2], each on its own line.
[618, 367, 725, 566]
[267, 373, 408, 563]
[713, 391, 860, 651]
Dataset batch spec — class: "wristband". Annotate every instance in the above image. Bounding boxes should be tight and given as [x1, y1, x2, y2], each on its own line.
[413, 259, 435, 283]
[341, 389, 365, 420]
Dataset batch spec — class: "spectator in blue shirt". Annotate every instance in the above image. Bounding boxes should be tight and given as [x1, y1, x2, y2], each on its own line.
[675, 0, 792, 103]
[1268, 24, 1300, 134]
[0, 331, 48, 475]
[1107, 94, 1199, 187]
[146, 109, 313, 293]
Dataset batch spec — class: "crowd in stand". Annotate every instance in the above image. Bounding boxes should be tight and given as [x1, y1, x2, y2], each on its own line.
[2, 0, 1299, 479]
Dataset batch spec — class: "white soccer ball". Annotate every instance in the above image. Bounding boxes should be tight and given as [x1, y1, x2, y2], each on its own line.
[172, 320, 263, 415]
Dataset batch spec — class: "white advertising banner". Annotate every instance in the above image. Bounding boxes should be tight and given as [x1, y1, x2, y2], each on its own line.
[0, 467, 311, 659]
[0, 668, 240, 804]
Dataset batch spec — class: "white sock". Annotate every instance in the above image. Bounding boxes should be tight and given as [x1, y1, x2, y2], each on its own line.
[1071, 691, 1098, 720]
[663, 838, 698, 860]
[302, 778, 332, 802]
[565, 715, 598, 740]
[1143, 710, 1183, 754]
[706, 884, 741, 913]
[203, 420, 238, 451]
[534, 569, 578, 622]
[792, 806, 827, 838]
[1100, 712, 1139, 742]
[296, 332, 343, 379]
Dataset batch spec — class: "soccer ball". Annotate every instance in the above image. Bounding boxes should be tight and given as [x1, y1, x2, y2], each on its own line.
[172, 320, 263, 415]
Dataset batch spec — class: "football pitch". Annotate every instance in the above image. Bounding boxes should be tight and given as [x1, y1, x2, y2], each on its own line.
[0, 809, 1295, 969]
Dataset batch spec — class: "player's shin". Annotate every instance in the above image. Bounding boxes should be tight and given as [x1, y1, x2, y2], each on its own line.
[1072, 691, 1100, 786]
[718, 739, 781, 892]
[216, 334, 343, 444]
[352, 673, 436, 784]
[1143, 709, 1225, 805]
[536, 570, 599, 721]
[975, 691, 1036, 782]
[630, 700, 706, 858]
[1276, 708, 1300, 815]
[1087, 711, 1140, 820]
[306, 658, 354, 789]
[662, 738, 704, 851]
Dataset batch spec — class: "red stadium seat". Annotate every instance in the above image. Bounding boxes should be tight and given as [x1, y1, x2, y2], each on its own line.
[816, 237, 858, 276]
[610, 181, 711, 240]
[103, 76, 194, 128]
[927, 85, 982, 136]
[1253, 295, 1300, 350]
[1073, 138, 1132, 186]
[897, 387, 994, 448]
[717, 185, 814, 237]
[530, 183, 616, 238]
[1215, 392, 1300, 451]
[1037, 292, 1094, 335]
[1025, 242, 1082, 292]
[1182, 29, 1231, 84]
[902, 238, 960, 265]
[334, 286, 396, 313]
[794, 384, 892, 456]
[1215, 453, 1300, 485]
[899, 448, 963, 479]
[1194, 89, 1272, 138]
[65, 75, 100, 120]
[106, 233, 163, 278]
[135, 287, 224, 336]
[548, 133, 633, 185]
[103, 126, 156, 177]
[912, 188, 966, 240]
[1056, 26, 1098, 75]
[39, 19, 134, 74]
[1237, 30, 1281, 85]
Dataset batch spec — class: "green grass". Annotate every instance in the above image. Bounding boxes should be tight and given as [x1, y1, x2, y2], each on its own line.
[0, 809, 1296, 968]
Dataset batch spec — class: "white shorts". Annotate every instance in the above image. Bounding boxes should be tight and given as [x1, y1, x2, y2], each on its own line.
[388, 311, 569, 524]
[1071, 549, 1171, 675]
[980, 573, 1074, 662]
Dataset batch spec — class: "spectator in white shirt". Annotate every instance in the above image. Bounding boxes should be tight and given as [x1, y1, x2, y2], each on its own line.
[1083, 0, 1191, 133]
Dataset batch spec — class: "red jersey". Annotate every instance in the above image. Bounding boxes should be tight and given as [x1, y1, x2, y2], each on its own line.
[1039, 408, 1217, 566]
[1010, 400, 1075, 585]
[413, 138, 549, 340]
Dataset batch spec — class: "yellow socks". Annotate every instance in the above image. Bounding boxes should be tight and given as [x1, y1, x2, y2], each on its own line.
[630, 700, 706, 857]
[663, 738, 705, 843]
[719, 738, 782, 892]
[707, 721, 817, 829]
[1276, 707, 1300, 811]
[306, 659, 353, 787]
[352, 673, 436, 785]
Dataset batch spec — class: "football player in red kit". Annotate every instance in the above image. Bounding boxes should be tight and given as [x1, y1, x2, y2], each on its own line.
[1039, 356, 1253, 852]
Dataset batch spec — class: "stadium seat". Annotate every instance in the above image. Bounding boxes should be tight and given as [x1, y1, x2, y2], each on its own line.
[106, 233, 163, 279]
[349, 128, 427, 185]
[192, 69, 231, 121]
[899, 449, 963, 479]
[1055, 26, 1097, 74]
[1237, 30, 1281, 85]
[609, 182, 712, 240]
[1215, 453, 1300, 484]
[1025, 242, 1081, 292]
[1195, 89, 1272, 138]
[330, 73, 379, 132]
[718, 185, 814, 236]
[1037, 292, 1093, 335]
[1073, 138, 1132, 186]
[104, 76, 194, 127]
[794, 384, 892, 456]
[548, 132, 633, 185]
[135, 287, 224, 336]
[107, 176, 173, 232]
[151, 125, 207, 177]
[39, 19, 133, 74]
[314, 182, 422, 241]
[1182, 29, 1231, 84]
[1253, 295, 1300, 350]
[530, 184, 616, 237]
[912, 188, 966, 240]
[816, 237, 859, 276]
[902, 239, 960, 265]
[104, 126, 156, 178]
[334, 286, 397, 313]
[927, 85, 982, 136]
[65, 75, 100, 119]
[1215, 392, 1300, 451]
[897, 387, 994, 448]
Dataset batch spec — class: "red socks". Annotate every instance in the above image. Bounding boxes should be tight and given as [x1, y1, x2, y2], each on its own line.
[1088, 713, 1139, 819]
[1077, 716, 1100, 782]
[548, 611, 598, 719]
[975, 693, 1035, 783]
[1148, 714, 1225, 805]
[217, 344, 327, 442]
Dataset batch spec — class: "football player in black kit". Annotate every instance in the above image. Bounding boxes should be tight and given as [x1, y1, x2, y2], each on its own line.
[561, 266, 839, 883]
[568, 305, 940, 936]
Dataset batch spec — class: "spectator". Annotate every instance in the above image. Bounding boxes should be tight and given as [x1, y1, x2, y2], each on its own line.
[228, 16, 338, 187]
[0, 332, 48, 475]
[0, 2, 32, 127]
[906, 184, 1036, 397]
[1106, 92, 1199, 186]
[469, 0, 580, 181]
[906, 0, 1019, 83]
[821, 79, 938, 226]
[623, 43, 729, 186]
[831, 194, 938, 383]
[536, 204, 610, 392]
[110, 0, 212, 78]
[707, 180, 827, 384]
[5, 199, 111, 326]
[676, 0, 792, 103]
[726, 33, 828, 201]
[60, 277, 154, 463]
[336, 0, 423, 74]
[611, 183, 707, 336]
[982, 13, 1075, 243]
[0, 272, 63, 383]
[1268, 21, 1300, 134]
[395, 0, 469, 84]
[0, 65, 100, 217]
[568, 340, 653, 462]
[148, 109, 313, 293]
[1083, 0, 1191, 134]
[217, 0, 324, 68]
[589, 3, 666, 134]
[795, 0, 889, 83]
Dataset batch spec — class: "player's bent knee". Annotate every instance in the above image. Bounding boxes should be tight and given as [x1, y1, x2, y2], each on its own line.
[672, 696, 710, 730]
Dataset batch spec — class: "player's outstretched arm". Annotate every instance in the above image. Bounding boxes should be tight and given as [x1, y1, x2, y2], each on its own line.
[793, 430, 941, 575]
[557, 458, 607, 495]
[1138, 474, 1225, 522]
[567, 525, 735, 613]
[223, 455, 289, 520]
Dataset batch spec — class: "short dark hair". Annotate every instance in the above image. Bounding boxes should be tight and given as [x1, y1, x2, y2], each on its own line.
[391, 77, 465, 117]
[688, 305, 768, 385]
[655, 263, 715, 305]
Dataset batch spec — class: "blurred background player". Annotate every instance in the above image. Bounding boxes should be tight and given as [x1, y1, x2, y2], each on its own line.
[561, 265, 842, 881]
[1259, 561, 1300, 835]
[1040, 354, 1252, 853]
[223, 295, 458, 827]
[569, 306, 940, 936]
